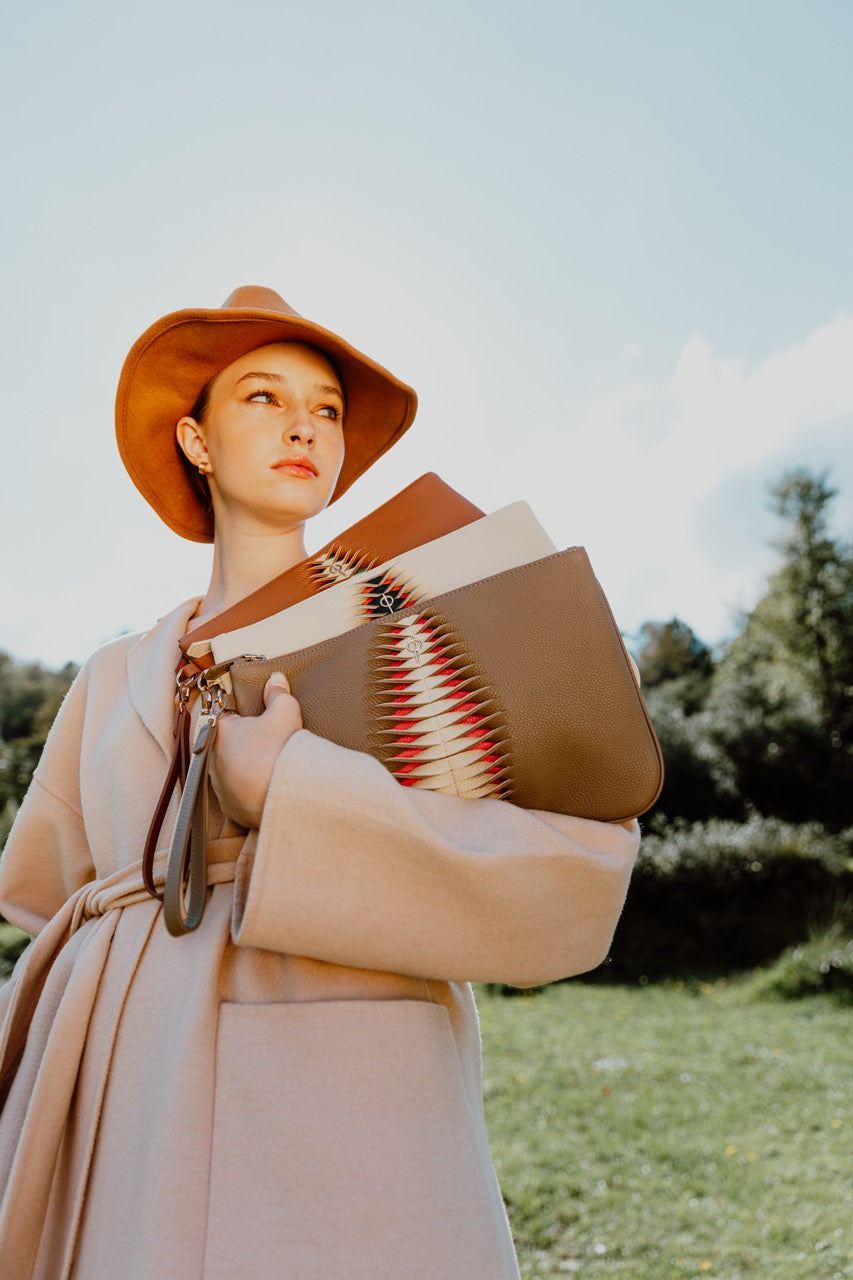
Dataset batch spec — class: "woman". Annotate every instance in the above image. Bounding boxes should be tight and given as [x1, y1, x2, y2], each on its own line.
[0, 287, 640, 1279]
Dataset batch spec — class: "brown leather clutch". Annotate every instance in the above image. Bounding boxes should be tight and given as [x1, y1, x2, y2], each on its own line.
[227, 548, 664, 823]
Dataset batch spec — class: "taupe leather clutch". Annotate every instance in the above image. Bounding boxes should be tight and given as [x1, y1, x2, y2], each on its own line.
[227, 548, 663, 822]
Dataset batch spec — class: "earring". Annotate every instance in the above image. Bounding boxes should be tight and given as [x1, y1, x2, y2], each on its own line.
[198, 463, 207, 475]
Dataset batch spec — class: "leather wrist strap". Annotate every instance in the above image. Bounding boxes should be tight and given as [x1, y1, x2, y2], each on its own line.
[163, 712, 219, 935]
[142, 706, 191, 900]
[142, 656, 210, 900]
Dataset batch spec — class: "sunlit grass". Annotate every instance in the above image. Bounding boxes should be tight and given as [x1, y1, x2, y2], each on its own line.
[1, 930, 848, 1276]
[478, 980, 851, 1279]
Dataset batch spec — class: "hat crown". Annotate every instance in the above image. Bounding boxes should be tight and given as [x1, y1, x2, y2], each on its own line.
[221, 285, 301, 317]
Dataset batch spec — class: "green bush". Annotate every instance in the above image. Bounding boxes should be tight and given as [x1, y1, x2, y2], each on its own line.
[599, 816, 853, 981]
[0, 921, 30, 978]
[639, 686, 744, 826]
[746, 921, 853, 1005]
[0, 652, 78, 829]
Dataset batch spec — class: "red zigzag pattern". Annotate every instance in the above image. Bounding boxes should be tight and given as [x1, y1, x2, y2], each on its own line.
[371, 612, 512, 801]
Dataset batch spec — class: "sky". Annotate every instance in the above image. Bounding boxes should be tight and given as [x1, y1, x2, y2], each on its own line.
[1, 0, 852, 668]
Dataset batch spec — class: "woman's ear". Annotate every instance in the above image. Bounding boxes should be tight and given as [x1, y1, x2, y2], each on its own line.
[176, 417, 210, 474]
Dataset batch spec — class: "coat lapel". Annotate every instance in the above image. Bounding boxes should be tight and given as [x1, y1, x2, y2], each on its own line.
[126, 598, 201, 760]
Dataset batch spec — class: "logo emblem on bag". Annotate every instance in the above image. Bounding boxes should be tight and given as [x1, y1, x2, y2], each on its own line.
[359, 571, 422, 620]
[307, 545, 375, 590]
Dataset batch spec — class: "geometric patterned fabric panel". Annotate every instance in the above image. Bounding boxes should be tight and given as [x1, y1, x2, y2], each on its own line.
[370, 611, 512, 801]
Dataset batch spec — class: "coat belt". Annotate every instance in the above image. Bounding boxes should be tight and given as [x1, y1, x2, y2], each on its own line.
[0, 839, 242, 1116]
[69, 837, 242, 932]
[0, 838, 243, 1273]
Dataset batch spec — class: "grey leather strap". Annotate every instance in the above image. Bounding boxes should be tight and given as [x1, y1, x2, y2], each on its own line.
[163, 713, 219, 935]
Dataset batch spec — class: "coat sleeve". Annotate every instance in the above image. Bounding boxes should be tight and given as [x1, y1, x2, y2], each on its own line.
[0, 668, 95, 937]
[231, 729, 640, 987]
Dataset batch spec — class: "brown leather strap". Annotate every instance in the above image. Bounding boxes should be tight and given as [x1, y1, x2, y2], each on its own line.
[163, 712, 220, 935]
[177, 658, 208, 682]
[142, 707, 191, 900]
[142, 656, 208, 901]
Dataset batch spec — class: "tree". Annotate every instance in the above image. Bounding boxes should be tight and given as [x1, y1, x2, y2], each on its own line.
[635, 618, 714, 689]
[768, 469, 853, 752]
[633, 620, 736, 827]
[0, 654, 78, 840]
[703, 468, 853, 829]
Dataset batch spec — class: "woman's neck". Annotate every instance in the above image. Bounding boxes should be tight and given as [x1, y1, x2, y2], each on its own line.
[191, 521, 309, 629]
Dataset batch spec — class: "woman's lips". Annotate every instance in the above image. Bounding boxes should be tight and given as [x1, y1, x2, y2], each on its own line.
[272, 456, 318, 478]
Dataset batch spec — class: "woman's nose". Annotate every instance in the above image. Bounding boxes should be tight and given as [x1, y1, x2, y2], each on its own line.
[285, 408, 315, 446]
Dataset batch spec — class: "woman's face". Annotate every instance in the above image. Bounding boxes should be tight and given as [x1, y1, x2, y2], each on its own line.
[177, 342, 346, 535]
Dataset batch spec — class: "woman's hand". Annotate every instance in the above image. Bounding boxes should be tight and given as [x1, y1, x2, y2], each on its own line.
[210, 673, 303, 829]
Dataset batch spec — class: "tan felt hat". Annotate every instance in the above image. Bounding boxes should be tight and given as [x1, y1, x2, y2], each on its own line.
[115, 285, 418, 542]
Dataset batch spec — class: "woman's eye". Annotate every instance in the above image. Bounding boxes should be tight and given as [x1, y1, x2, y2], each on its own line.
[317, 405, 343, 422]
[247, 389, 277, 404]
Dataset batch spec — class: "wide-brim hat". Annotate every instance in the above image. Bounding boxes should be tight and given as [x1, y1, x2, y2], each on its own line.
[115, 285, 418, 542]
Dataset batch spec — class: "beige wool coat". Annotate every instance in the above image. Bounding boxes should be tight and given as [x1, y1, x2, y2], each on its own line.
[0, 597, 640, 1280]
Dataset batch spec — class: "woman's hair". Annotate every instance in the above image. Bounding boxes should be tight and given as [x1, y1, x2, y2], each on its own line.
[189, 378, 214, 425]
[179, 377, 216, 524]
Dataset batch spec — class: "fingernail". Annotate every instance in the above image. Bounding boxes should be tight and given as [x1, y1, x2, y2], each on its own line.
[266, 672, 289, 691]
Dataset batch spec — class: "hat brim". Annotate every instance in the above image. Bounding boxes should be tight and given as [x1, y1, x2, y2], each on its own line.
[115, 305, 418, 542]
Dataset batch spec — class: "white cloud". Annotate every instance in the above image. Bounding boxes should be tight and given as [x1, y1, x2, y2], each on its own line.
[473, 315, 853, 646]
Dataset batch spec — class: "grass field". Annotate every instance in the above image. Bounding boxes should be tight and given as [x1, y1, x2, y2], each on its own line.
[478, 980, 851, 1280]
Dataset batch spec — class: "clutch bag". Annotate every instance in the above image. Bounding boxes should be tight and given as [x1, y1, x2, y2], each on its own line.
[227, 548, 663, 820]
